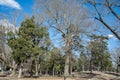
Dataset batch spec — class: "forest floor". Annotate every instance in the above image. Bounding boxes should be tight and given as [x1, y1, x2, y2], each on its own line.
[0, 71, 119, 80]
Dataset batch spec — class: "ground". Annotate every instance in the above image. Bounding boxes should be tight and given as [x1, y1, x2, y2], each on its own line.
[0, 71, 119, 80]
[0, 77, 88, 80]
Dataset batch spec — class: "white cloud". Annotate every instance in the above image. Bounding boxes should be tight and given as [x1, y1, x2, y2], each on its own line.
[108, 34, 114, 38]
[108, 34, 117, 40]
[0, 0, 21, 10]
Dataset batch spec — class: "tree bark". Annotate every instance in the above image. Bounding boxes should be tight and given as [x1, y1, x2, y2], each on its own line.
[18, 65, 22, 78]
[70, 65, 72, 75]
[82, 65, 85, 72]
[69, 53, 72, 75]
[30, 61, 34, 77]
[89, 59, 92, 74]
[38, 64, 42, 76]
[64, 53, 70, 79]
[1, 64, 4, 74]
[116, 64, 119, 76]
[10, 60, 17, 76]
[35, 60, 38, 76]
[100, 61, 103, 72]
[52, 67, 55, 76]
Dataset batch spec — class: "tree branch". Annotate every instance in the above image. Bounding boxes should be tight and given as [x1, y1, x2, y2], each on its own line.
[48, 21, 65, 38]
[93, 1, 120, 40]
[106, 0, 120, 20]
[95, 17, 120, 40]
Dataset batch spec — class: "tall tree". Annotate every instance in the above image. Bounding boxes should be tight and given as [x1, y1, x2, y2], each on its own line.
[79, 51, 88, 72]
[88, 35, 109, 73]
[8, 33, 34, 78]
[0, 11, 20, 76]
[49, 47, 65, 76]
[8, 17, 50, 77]
[33, 0, 91, 79]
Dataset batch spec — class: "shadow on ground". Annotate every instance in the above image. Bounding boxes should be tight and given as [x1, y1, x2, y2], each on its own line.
[79, 72, 100, 79]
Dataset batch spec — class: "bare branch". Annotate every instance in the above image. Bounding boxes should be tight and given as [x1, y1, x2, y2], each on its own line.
[92, 0, 120, 40]
[106, 0, 120, 20]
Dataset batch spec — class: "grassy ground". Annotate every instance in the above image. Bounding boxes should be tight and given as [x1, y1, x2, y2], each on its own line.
[0, 71, 119, 80]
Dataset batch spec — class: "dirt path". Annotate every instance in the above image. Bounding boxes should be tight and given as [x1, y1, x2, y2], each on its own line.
[83, 71, 118, 80]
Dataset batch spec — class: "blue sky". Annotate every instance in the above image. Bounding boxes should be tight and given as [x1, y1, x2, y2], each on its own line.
[0, 0, 34, 26]
[0, 0, 33, 14]
[16, 0, 33, 14]
[0, 0, 119, 51]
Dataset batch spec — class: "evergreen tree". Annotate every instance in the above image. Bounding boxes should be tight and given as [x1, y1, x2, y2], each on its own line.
[8, 17, 50, 77]
[88, 35, 112, 72]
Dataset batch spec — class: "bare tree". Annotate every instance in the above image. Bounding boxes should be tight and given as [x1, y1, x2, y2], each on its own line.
[0, 25, 5, 73]
[86, 0, 120, 40]
[9, 11, 21, 76]
[0, 11, 20, 76]
[33, 0, 92, 79]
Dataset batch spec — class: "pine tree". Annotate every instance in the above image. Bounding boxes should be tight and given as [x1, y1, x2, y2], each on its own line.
[8, 17, 50, 77]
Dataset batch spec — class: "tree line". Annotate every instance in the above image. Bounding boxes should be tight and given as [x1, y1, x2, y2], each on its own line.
[0, 0, 120, 79]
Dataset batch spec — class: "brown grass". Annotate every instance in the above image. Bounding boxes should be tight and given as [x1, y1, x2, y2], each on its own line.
[0, 76, 88, 80]
[0, 71, 118, 80]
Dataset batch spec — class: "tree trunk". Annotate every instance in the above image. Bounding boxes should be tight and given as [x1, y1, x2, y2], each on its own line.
[64, 33, 72, 80]
[35, 60, 38, 76]
[89, 59, 92, 74]
[38, 63, 42, 76]
[1, 61, 6, 74]
[100, 61, 103, 72]
[52, 67, 55, 76]
[69, 53, 72, 75]
[45, 70, 48, 74]
[30, 61, 34, 77]
[10, 60, 17, 76]
[1, 65, 4, 74]
[11, 66, 16, 76]
[97, 62, 100, 71]
[97, 67, 100, 71]
[82, 65, 85, 72]
[70, 65, 72, 75]
[64, 53, 70, 80]
[18, 65, 22, 78]
[1, 61, 8, 75]
[116, 64, 119, 76]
